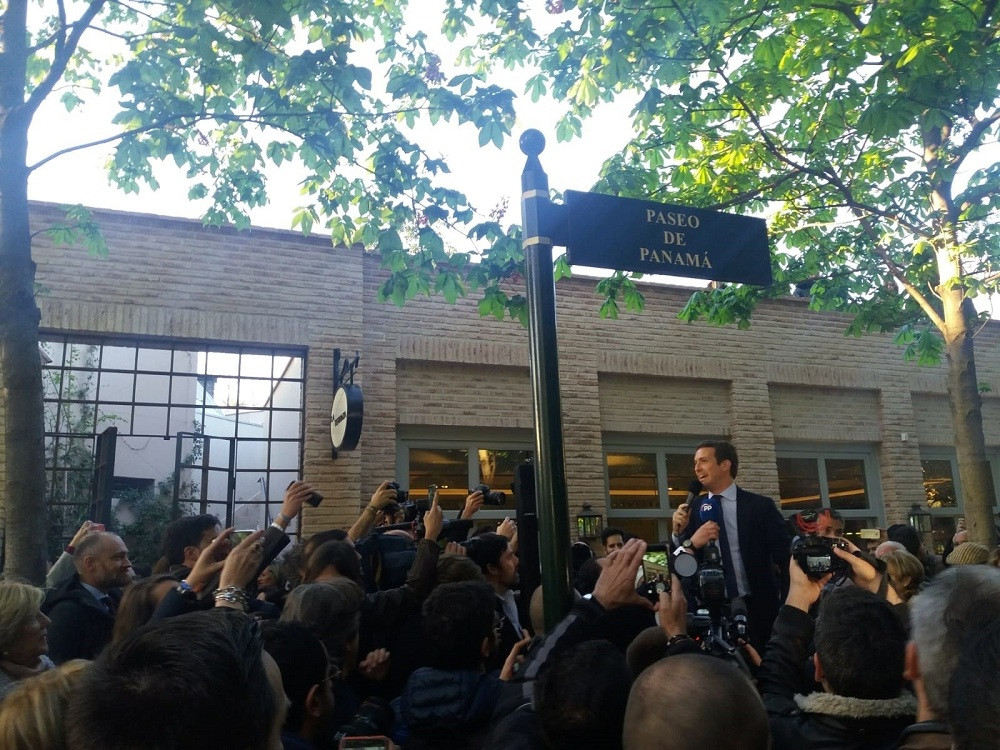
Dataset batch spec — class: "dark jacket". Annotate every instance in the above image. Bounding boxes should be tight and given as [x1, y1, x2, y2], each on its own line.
[396, 668, 501, 750]
[484, 703, 542, 750]
[679, 487, 790, 649]
[279, 731, 316, 750]
[895, 721, 951, 750]
[759, 605, 916, 750]
[42, 573, 121, 663]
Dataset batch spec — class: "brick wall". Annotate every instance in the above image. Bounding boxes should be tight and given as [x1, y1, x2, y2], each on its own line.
[3, 202, 999, 544]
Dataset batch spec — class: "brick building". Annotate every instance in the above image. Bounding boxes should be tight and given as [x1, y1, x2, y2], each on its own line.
[2, 202, 999, 559]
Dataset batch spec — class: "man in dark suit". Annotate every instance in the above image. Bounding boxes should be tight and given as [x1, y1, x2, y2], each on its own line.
[42, 531, 133, 662]
[672, 440, 790, 652]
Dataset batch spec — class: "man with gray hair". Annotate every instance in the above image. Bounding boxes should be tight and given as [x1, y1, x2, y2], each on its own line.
[898, 565, 1000, 750]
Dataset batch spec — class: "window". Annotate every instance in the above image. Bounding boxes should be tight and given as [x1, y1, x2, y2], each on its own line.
[41, 335, 306, 561]
[776, 446, 883, 545]
[396, 431, 533, 524]
[603, 439, 700, 543]
[918, 450, 1000, 554]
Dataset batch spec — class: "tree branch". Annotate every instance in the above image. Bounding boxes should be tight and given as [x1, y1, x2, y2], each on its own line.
[957, 169, 1000, 212]
[950, 108, 1000, 175]
[26, 102, 462, 173]
[811, 2, 865, 32]
[24, 0, 107, 117]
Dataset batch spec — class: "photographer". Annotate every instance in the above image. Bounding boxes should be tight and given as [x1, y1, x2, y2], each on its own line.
[757, 547, 914, 750]
[348, 481, 400, 542]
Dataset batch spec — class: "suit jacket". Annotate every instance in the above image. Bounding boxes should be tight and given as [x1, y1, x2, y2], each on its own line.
[680, 486, 790, 640]
[42, 573, 122, 663]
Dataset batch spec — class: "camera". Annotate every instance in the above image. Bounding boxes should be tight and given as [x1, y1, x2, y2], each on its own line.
[674, 542, 751, 673]
[696, 541, 728, 614]
[792, 534, 850, 579]
[386, 481, 409, 505]
[386, 482, 436, 523]
[470, 483, 506, 506]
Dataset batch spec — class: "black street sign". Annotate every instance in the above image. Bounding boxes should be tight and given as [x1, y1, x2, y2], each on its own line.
[564, 190, 772, 286]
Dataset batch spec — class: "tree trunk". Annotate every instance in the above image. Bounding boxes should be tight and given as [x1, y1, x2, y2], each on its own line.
[939, 268, 998, 547]
[1, 0, 48, 583]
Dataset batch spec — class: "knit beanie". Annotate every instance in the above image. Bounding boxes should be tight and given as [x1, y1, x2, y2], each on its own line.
[946, 541, 991, 566]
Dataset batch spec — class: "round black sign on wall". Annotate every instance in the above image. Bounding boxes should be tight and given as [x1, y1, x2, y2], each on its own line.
[330, 384, 363, 451]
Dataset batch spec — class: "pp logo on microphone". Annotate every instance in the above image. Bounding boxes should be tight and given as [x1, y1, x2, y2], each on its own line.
[700, 502, 714, 515]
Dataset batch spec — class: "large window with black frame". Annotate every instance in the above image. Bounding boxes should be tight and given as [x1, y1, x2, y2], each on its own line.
[775, 445, 884, 548]
[41, 334, 305, 568]
[395, 430, 533, 533]
[919, 449, 1000, 555]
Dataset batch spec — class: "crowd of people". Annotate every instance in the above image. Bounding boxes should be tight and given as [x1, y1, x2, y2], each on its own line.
[0, 440, 999, 750]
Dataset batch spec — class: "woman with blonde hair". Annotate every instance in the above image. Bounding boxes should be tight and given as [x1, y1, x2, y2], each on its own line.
[0, 581, 55, 700]
[0, 660, 88, 750]
[881, 549, 925, 603]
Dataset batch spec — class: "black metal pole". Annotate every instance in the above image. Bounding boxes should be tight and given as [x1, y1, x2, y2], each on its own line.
[520, 130, 573, 630]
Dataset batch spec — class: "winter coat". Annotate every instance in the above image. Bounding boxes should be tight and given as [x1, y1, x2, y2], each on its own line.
[41, 573, 121, 663]
[895, 721, 951, 750]
[759, 605, 916, 750]
[396, 667, 501, 750]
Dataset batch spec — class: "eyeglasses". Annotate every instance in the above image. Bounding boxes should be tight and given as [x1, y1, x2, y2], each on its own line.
[325, 660, 343, 684]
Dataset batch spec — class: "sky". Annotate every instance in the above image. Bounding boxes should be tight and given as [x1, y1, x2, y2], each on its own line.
[23, 4, 998, 313]
[25, 5, 636, 237]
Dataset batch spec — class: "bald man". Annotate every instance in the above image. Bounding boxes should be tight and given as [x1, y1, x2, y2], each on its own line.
[43, 532, 133, 662]
[623, 654, 769, 750]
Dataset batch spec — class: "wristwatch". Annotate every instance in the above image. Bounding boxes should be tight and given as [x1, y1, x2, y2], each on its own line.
[681, 538, 694, 551]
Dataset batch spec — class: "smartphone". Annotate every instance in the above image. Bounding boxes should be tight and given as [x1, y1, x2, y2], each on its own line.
[231, 529, 256, 544]
[339, 738, 391, 749]
[287, 479, 323, 507]
[858, 528, 881, 540]
[637, 544, 671, 601]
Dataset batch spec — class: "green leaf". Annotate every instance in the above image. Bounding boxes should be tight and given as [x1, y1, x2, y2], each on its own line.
[418, 227, 445, 256]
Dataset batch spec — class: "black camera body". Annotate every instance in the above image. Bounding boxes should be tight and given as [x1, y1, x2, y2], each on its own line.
[792, 534, 850, 579]
[697, 542, 728, 614]
[470, 483, 507, 506]
[386, 481, 409, 505]
[386, 482, 432, 523]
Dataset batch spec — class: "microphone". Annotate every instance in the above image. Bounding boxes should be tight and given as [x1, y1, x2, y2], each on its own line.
[699, 495, 721, 552]
[699, 496, 721, 525]
[685, 479, 703, 505]
[729, 596, 749, 642]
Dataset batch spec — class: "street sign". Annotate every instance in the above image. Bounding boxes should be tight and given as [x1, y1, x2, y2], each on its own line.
[564, 190, 771, 286]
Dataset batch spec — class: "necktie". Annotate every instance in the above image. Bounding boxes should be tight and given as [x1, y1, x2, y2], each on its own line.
[100, 595, 115, 616]
[712, 496, 740, 599]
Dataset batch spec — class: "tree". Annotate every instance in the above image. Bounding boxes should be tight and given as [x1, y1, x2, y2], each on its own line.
[434, 0, 999, 544]
[1, 0, 522, 581]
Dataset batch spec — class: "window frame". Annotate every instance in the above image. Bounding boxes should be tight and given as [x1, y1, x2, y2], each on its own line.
[395, 427, 534, 522]
[40, 332, 307, 548]
[775, 443, 885, 526]
[602, 435, 707, 542]
[918, 447, 1000, 516]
